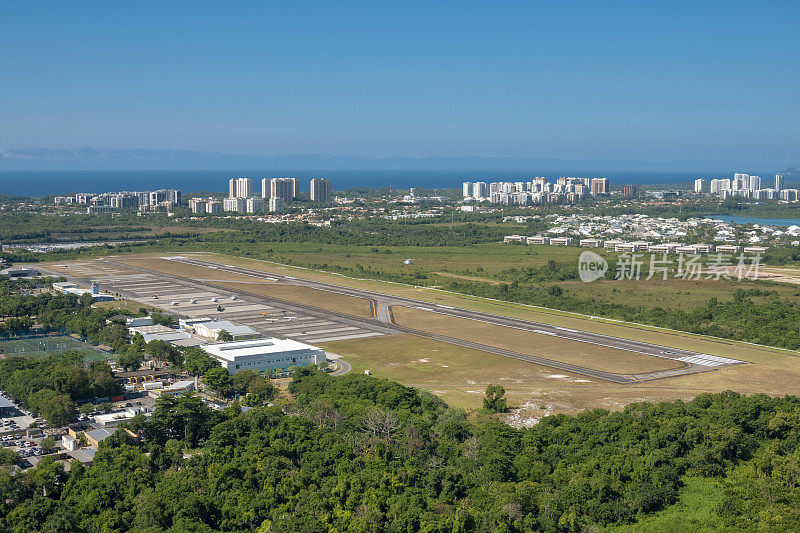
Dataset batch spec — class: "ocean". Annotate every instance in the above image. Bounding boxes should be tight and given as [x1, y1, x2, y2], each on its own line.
[0, 169, 774, 197]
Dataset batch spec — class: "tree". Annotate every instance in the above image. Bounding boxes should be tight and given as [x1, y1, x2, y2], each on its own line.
[117, 349, 145, 372]
[149, 311, 174, 326]
[362, 409, 402, 444]
[78, 292, 94, 309]
[216, 329, 233, 342]
[182, 347, 219, 376]
[145, 340, 181, 367]
[39, 436, 56, 453]
[98, 402, 113, 414]
[231, 370, 258, 396]
[79, 403, 94, 415]
[203, 366, 232, 396]
[41, 394, 77, 427]
[0, 448, 20, 465]
[483, 384, 507, 413]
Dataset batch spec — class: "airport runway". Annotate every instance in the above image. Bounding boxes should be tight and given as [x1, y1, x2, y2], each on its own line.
[105, 255, 745, 384]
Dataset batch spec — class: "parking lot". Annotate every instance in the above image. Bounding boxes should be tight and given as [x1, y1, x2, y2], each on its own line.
[45, 261, 390, 346]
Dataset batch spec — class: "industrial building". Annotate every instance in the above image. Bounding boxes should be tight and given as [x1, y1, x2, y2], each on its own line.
[128, 324, 192, 343]
[201, 337, 326, 374]
[52, 281, 115, 301]
[148, 380, 196, 398]
[0, 396, 16, 417]
[179, 318, 260, 341]
[0, 267, 39, 278]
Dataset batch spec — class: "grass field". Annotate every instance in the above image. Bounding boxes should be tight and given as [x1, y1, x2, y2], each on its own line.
[0, 335, 110, 361]
[389, 305, 680, 374]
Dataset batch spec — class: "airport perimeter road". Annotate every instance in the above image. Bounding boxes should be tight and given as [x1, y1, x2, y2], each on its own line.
[329, 358, 351, 377]
[105, 257, 745, 383]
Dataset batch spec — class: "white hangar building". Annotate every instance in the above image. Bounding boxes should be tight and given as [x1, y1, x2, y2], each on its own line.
[201, 338, 326, 374]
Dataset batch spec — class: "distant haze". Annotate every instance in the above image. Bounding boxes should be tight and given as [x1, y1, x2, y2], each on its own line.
[0, 169, 786, 198]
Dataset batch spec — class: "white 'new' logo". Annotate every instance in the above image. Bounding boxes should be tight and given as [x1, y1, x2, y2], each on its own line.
[578, 251, 608, 282]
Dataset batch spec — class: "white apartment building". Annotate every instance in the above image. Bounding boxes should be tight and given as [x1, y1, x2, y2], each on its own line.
[246, 197, 264, 213]
[310, 178, 331, 202]
[265, 178, 294, 202]
[694, 178, 706, 193]
[205, 199, 221, 214]
[733, 173, 749, 191]
[223, 197, 246, 213]
[189, 198, 207, 213]
[269, 196, 285, 212]
[590, 178, 609, 195]
[228, 178, 252, 198]
[710, 179, 731, 194]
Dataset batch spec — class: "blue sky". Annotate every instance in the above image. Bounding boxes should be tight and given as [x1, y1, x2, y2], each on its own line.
[1, 1, 799, 170]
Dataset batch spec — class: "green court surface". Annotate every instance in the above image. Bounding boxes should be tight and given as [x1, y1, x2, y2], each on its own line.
[0, 335, 111, 361]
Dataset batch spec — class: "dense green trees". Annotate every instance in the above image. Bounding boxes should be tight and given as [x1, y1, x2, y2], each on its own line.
[483, 384, 507, 412]
[0, 354, 121, 425]
[215, 329, 233, 342]
[2, 372, 800, 531]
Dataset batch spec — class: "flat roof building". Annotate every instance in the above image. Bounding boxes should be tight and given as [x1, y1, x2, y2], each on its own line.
[0, 396, 15, 417]
[180, 318, 260, 341]
[0, 267, 39, 278]
[52, 281, 115, 301]
[201, 337, 326, 374]
[128, 324, 192, 343]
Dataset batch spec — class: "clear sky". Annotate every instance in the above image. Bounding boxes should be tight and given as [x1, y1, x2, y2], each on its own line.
[1, 1, 799, 170]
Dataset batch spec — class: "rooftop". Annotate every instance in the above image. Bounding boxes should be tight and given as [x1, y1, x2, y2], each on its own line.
[195, 319, 258, 337]
[201, 337, 323, 362]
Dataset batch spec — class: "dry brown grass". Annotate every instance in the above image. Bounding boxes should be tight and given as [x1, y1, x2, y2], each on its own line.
[116, 257, 271, 282]
[390, 306, 681, 374]
[321, 333, 800, 422]
[212, 282, 374, 318]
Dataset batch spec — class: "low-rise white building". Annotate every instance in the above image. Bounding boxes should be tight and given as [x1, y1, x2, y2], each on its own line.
[128, 324, 191, 343]
[201, 338, 326, 374]
[179, 318, 260, 341]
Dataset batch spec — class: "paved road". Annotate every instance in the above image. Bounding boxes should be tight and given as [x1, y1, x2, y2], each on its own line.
[99, 256, 745, 384]
[329, 358, 351, 376]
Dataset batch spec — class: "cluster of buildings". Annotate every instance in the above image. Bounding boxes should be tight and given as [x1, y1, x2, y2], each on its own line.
[502, 212, 800, 252]
[695, 173, 798, 201]
[124, 315, 326, 376]
[52, 281, 115, 301]
[503, 234, 767, 255]
[188, 177, 333, 215]
[462, 177, 610, 205]
[54, 189, 181, 213]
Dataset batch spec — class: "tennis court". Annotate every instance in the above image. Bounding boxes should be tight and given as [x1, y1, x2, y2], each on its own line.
[0, 335, 111, 361]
